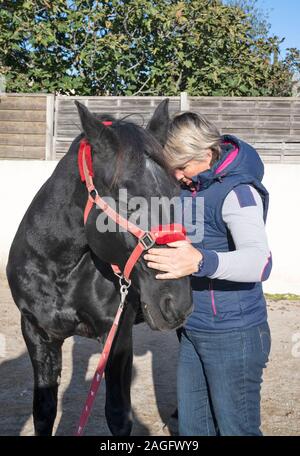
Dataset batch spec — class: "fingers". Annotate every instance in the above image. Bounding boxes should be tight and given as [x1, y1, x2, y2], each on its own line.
[166, 240, 191, 247]
[144, 250, 170, 260]
[146, 261, 172, 272]
[155, 273, 177, 279]
[146, 259, 183, 279]
[145, 243, 190, 260]
[146, 241, 190, 253]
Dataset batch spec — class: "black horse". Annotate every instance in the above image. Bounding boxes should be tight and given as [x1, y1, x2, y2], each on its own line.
[6, 99, 192, 436]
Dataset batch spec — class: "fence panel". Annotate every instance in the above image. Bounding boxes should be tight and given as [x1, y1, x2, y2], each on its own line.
[1, 94, 300, 163]
[54, 96, 181, 160]
[189, 97, 300, 162]
[0, 94, 54, 160]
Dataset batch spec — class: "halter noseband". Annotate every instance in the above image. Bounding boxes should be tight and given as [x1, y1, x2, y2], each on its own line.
[78, 136, 187, 282]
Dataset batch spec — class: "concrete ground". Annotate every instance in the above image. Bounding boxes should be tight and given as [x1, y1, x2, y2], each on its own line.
[0, 278, 299, 436]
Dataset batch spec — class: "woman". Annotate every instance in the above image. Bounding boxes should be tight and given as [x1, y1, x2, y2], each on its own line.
[143, 112, 272, 436]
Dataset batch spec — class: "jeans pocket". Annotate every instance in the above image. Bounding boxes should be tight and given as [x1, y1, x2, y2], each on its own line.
[258, 324, 271, 357]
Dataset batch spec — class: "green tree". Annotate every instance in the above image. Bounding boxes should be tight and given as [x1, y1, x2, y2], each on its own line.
[225, 0, 271, 39]
[0, 0, 299, 96]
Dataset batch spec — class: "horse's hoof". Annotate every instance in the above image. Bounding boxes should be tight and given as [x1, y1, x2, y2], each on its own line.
[166, 409, 179, 436]
[106, 411, 132, 436]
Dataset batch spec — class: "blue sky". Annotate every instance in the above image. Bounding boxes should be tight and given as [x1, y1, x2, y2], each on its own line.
[255, 0, 300, 55]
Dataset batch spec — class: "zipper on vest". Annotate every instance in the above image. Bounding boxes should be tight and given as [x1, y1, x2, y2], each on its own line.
[209, 279, 217, 316]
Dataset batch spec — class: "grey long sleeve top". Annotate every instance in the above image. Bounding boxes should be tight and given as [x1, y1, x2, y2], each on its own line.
[193, 185, 272, 283]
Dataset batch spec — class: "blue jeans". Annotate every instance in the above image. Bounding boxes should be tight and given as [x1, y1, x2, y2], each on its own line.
[177, 322, 271, 436]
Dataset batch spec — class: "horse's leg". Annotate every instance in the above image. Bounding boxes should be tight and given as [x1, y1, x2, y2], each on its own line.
[104, 302, 137, 436]
[21, 316, 63, 436]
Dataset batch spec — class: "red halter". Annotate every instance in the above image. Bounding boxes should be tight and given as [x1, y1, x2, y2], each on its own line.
[78, 137, 187, 281]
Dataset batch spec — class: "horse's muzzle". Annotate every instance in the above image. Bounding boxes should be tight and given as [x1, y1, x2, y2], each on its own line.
[141, 294, 192, 331]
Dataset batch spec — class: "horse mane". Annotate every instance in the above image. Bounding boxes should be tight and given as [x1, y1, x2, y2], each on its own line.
[93, 113, 173, 189]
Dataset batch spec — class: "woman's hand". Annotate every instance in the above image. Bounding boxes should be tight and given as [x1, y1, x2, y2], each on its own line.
[143, 240, 203, 279]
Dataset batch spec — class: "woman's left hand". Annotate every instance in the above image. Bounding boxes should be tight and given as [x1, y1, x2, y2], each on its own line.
[144, 240, 203, 279]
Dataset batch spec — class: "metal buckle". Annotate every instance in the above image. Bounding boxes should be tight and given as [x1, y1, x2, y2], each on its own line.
[89, 188, 99, 199]
[118, 276, 131, 310]
[139, 232, 156, 250]
[119, 275, 131, 288]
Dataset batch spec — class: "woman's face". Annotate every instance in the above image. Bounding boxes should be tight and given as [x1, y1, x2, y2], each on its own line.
[174, 151, 212, 186]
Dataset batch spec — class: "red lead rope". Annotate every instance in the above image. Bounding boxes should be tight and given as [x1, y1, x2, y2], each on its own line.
[75, 284, 128, 436]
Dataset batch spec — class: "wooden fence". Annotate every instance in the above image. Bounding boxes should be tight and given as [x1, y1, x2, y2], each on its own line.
[54, 96, 181, 160]
[0, 93, 54, 160]
[1, 93, 300, 163]
[188, 97, 300, 163]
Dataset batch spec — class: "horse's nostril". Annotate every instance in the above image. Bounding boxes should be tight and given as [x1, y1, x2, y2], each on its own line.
[164, 297, 172, 312]
[159, 295, 179, 321]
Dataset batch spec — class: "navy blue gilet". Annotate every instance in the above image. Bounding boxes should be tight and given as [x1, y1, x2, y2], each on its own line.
[180, 135, 269, 331]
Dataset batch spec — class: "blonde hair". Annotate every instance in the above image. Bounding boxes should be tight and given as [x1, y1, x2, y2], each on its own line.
[164, 112, 222, 169]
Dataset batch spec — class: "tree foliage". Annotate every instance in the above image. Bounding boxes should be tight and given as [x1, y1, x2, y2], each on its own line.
[225, 0, 271, 39]
[0, 0, 299, 96]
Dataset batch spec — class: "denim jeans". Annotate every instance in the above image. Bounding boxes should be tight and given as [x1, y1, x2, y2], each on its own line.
[177, 322, 271, 436]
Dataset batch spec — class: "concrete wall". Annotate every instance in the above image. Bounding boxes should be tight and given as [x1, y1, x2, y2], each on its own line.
[262, 164, 300, 294]
[0, 161, 299, 294]
[0, 161, 58, 279]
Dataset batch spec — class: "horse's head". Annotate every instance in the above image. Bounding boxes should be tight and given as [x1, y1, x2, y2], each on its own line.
[75, 100, 193, 330]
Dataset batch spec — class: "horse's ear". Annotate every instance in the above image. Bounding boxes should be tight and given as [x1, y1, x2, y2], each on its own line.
[146, 98, 170, 147]
[75, 101, 105, 144]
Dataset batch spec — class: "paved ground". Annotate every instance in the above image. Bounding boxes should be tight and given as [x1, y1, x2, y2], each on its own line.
[0, 278, 299, 436]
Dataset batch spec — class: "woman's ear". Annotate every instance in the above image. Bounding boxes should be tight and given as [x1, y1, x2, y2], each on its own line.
[174, 169, 185, 181]
[205, 149, 213, 165]
[146, 98, 170, 146]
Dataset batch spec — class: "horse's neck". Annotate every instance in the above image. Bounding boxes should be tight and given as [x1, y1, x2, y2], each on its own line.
[28, 145, 90, 268]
